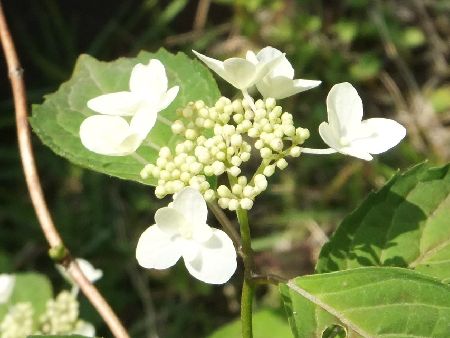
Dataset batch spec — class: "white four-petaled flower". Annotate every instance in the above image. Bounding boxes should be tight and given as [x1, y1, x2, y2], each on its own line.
[136, 187, 237, 284]
[319, 82, 406, 161]
[80, 59, 179, 156]
[192, 48, 284, 92]
[255, 46, 321, 99]
[0, 274, 15, 304]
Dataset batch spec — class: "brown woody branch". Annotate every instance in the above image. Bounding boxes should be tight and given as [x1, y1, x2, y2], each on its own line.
[0, 2, 130, 337]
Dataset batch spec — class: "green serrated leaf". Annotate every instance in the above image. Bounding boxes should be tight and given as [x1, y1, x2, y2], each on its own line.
[0, 273, 53, 322]
[206, 309, 292, 338]
[30, 49, 221, 185]
[316, 162, 450, 283]
[280, 267, 450, 338]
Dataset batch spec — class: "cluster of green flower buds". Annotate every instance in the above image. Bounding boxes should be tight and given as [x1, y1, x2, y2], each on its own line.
[140, 96, 310, 210]
[0, 303, 34, 338]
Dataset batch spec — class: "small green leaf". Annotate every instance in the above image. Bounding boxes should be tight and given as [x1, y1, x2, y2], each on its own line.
[280, 267, 450, 338]
[0, 273, 53, 322]
[207, 309, 292, 338]
[30, 49, 221, 185]
[316, 162, 450, 283]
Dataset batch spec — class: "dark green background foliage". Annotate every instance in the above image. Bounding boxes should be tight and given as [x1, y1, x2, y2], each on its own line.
[1, 1, 448, 337]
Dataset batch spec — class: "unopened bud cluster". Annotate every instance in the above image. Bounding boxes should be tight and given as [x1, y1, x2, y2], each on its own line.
[141, 97, 310, 210]
[39, 291, 80, 335]
[0, 303, 34, 338]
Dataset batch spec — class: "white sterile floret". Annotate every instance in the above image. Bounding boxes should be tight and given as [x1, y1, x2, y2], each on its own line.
[80, 59, 179, 156]
[136, 187, 237, 284]
[255, 46, 321, 99]
[319, 82, 406, 161]
[0, 274, 15, 304]
[57, 258, 103, 292]
[192, 48, 284, 91]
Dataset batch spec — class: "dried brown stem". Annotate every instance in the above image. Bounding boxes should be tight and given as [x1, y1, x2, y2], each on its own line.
[0, 2, 130, 337]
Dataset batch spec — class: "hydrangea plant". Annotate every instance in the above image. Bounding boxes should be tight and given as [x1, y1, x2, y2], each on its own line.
[28, 46, 450, 338]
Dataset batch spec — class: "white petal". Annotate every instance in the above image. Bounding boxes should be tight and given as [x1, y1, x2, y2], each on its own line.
[257, 47, 294, 79]
[75, 258, 103, 283]
[246, 50, 258, 64]
[87, 92, 141, 116]
[136, 225, 182, 269]
[71, 320, 96, 337]
[157, 85, 179, 111]
[183, 229, 237, 284]
[155, 207, 186, 236]
[318, 121, 342, 150]
[257, 76, 321, 99]
[223, 58, 258, 89]
[319, 122, 373, 160]
[350, 118, 406, 154]
[129, 59, 168, 98]
[172, 187, 208, 226]
[129, 106, 158, 139]
[253, 53, 286, 86]
[0, 274, 15, 304]
[192, 50, 228, 82]
[326, 82, 363, 134]
[79, 115, 142, 156]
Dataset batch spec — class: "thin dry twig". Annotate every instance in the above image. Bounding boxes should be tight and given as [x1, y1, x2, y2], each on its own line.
[0, 2, 130, 337]
[193, 0, 211, 31]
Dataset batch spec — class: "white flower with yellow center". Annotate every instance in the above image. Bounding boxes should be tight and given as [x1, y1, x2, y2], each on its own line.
[80, 59, 179, 156]
[316, 82, 406, 160]
[255, 46, 321, 99]
[136, 187, 237, 284]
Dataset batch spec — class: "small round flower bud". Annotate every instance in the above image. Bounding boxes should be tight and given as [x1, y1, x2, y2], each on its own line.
[182, 107, 194, 118]
[231, 155, 242, 166]
[204, 189, 215, 201]
[255, 139, 264, 149]
[194, 100, 205, 110]
[155, 186, 166, 198]
[218, 185, 231, 197]
[290, 146, 302, 157]
[189, 162, 203, 175]
[204, 165, 214, 176]
[232, 184, 243, 195]
[218, 197, 229, 209]
[263, 165, 276, 177]
[232, 99, 243, 113]
[270, 138, 284, 152]
[228, 166, 241, 177]
[180, 172, 191, 183]
[185, 129, 198, 140]
[233, 113, 244, 124]
[265, 98, 276, 110]
[276, 158, 288, 170]
[171, 120, 185, 134]
[230, 134, 243, 147]
[212, 161, 226, 175]
[240, 151, 251, 162]
[254, 174, 268, 191]
[243, 186, 254, 198]
[283, 125, 296, 137]
[156, 157, 167, 168]
[199, 107, 209, 118]
[228, 199, 239, 211]
[255, 99, 265, 109]
[240, 198, 254, 210]
[260, 147, 272, 159]
[237, 176, 247, 186]
[224, 104, 234, 115]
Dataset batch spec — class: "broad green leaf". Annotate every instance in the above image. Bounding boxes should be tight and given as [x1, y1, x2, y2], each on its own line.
[207, 309, 292, 338]
[0, 272, 53, 322]
[316, 163, 450, 283]
[31, 49, 221, 185]
[280, 267, 450, 338]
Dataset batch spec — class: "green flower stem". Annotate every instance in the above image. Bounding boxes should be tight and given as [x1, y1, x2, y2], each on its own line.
[236, 207, 254, 338]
